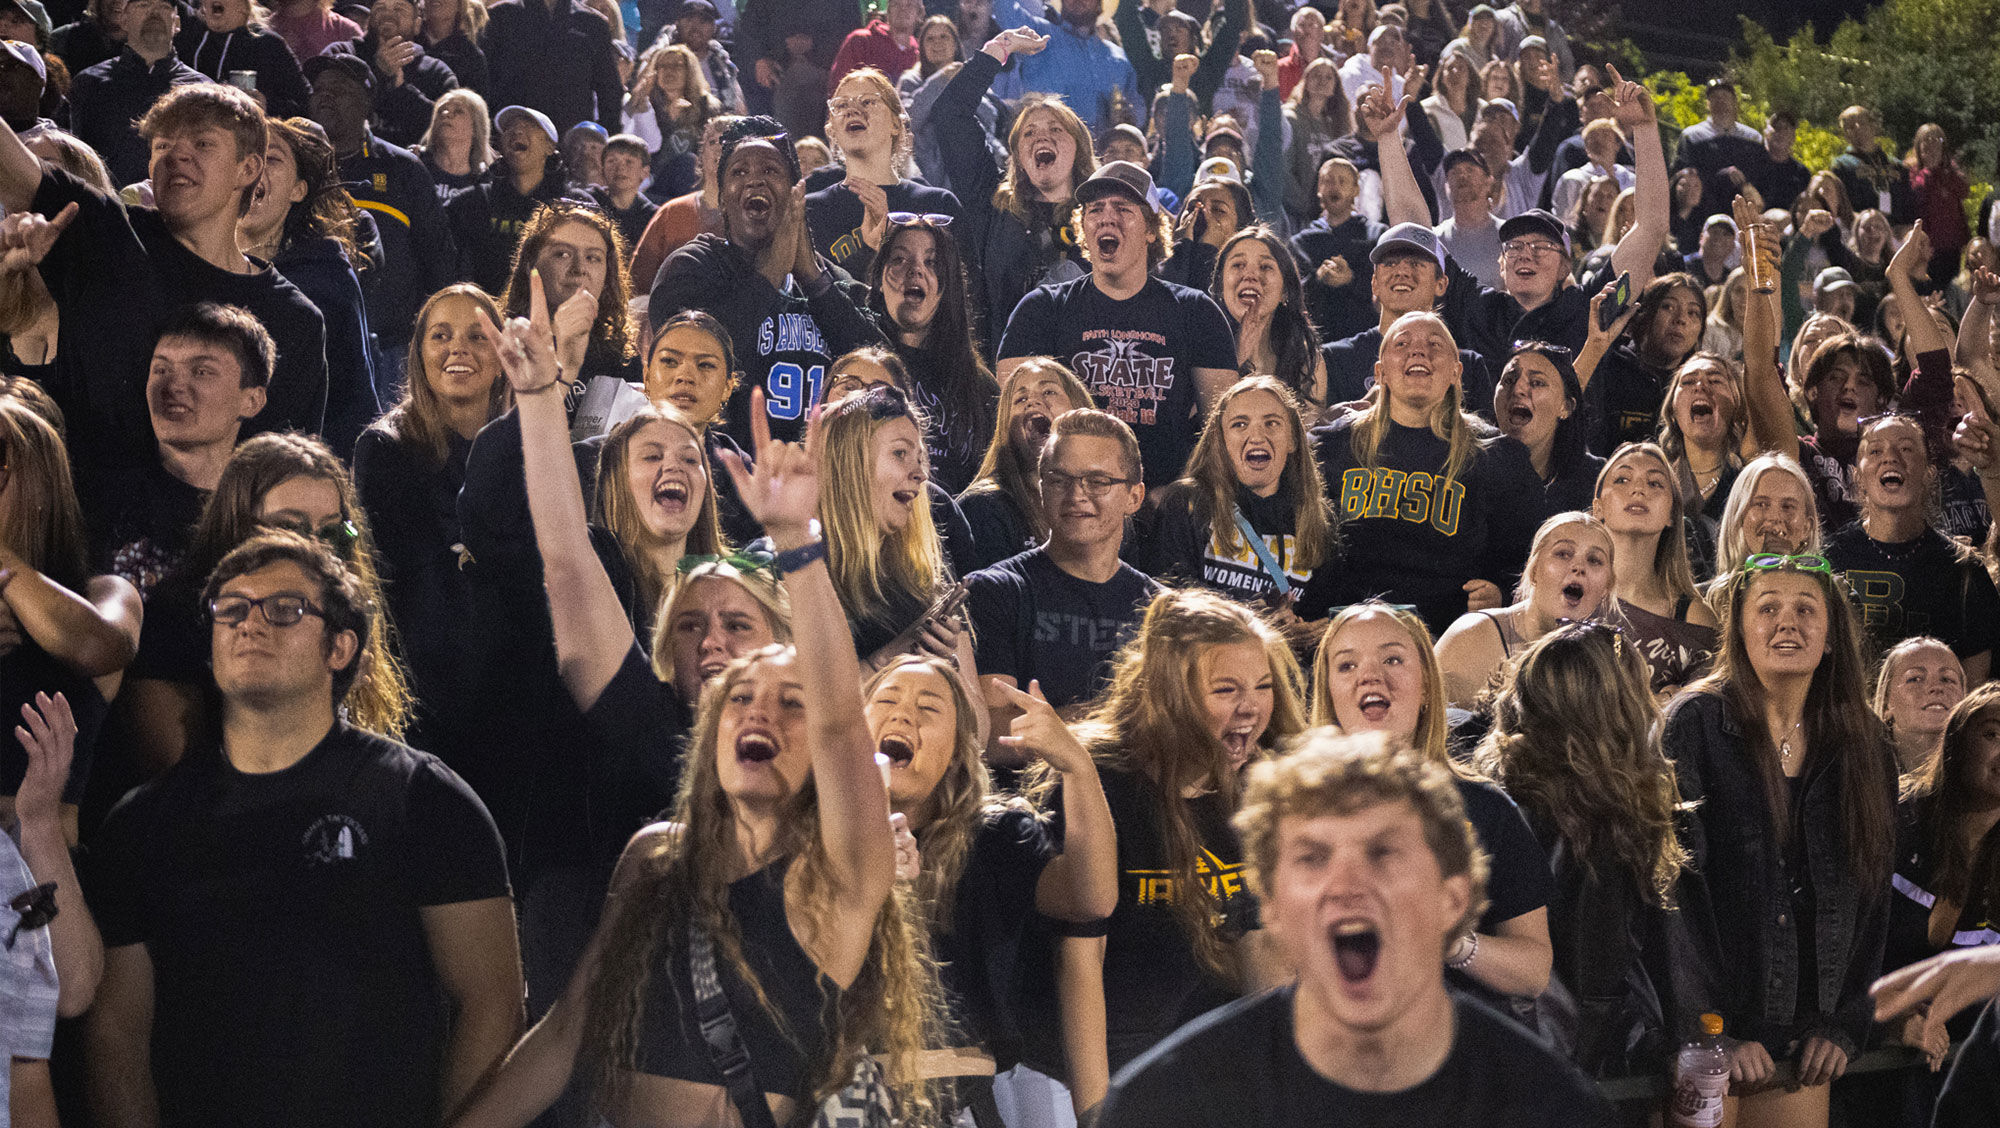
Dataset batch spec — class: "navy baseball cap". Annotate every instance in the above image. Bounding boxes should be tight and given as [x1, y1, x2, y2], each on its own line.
[1498, 208, 1572, 256]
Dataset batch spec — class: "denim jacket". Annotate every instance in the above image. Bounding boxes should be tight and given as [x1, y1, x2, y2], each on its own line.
[1662, 691, 1896, 1056]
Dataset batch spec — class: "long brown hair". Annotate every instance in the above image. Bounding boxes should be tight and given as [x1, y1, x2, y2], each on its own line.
[594, 404, 727, 624]
[960, 357, 1093, 541]
[577, 647, 942, 1120]
[500, 202, 638, 366]
[1067, 589, 1307, 975]
[1475, 622, 1688, 903]
[265, 116, 370, 270]
[1594, 442, 1704, 611]
[994, 97, 1096, 222]
[1696, 563, 1895, 894]
[1180, 375, 1334, 573]
[376, 283, 511, 468]
[1902, 681, 2000, 919]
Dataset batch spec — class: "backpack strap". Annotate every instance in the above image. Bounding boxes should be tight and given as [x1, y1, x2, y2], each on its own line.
[687, 922, 782, 1128]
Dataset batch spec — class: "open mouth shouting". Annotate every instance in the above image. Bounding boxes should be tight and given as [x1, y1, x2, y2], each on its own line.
[1331, 918, 1382, 984]
[653, 475, 691, 514]
[1030, 141, 1058, 172]
[735, 727, 780, 763]
[1018, 408, 1053, 439]
[1221, 725, 1259, 766]
[890, 487, 920, 508]
[1503, 393, 1533, 430]
[1240, 443, 1274, 473]
[1687, 396, 1715, 424]
[1558, 580, 1588, 612]
[1355, 691, 1392, 723]
[842, 114, 870, 138]
[740, 189, 774, 222]
[1093, 230, 1123, 260]
[877, 731, 915, 768]
[1234, 280, 1265, 314]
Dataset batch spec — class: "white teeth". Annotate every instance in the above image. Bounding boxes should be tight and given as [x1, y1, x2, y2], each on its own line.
[1332, 919, 1373, 936]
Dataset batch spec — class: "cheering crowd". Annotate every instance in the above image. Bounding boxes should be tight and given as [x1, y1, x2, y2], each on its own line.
[1, 0, 1999, 1124]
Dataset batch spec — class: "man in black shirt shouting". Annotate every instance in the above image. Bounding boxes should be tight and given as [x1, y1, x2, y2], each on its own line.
[83, 532, 522, 1127]
[1099, 733, 1615, 1127]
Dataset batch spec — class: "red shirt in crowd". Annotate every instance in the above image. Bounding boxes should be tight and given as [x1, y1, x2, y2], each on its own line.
[827, 18, 917, 91]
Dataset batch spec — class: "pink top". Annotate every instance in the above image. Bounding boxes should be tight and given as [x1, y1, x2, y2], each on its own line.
[269, 6, 365, 64]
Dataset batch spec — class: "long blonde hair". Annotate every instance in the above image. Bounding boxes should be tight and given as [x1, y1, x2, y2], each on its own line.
[577, 648, 942, 1120]
[960, 357, 1094, 541]
[647, 559, 793, 685]
[417, 88, 498, 174]
[1311, 601, 1462, 771]
[1349, 313, 1482, 491]
[1594, 442, 1704, 611]
[1180, 375, 1335, 572]
[818, 385, 948, 639]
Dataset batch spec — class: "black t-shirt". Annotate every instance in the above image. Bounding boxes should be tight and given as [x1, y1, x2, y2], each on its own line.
[0, 640, 108, 805]
[1825, 523, 2000, 664]
[997, 275, 1237, 489]
[83, 451, 207, 598]
[1097, 987, 1617, 1128]
[957, 486, 1036, 574]
[1940, 465, 1993, 547]
[1309, 414, 1549, 635]
[805, 177, 962, 278]
[1581, 342, 1674, 456]
[966, 547, 1161, 710]
[1447, 776, 1556, 1014]
[934, 806, 1059, 1063]
[84, 722, 511, 1128]
[1140, 481, 1312, 606]
[33, 166, 329, 455]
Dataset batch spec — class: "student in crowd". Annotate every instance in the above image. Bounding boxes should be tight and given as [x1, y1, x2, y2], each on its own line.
[417, 0, 488, 97]
[1592, 442, 1719, 697]
[805, 66, 960, 279]
[1213, 226, 1329, 416]
[1051, 587, 1304, 1115]
[444, 102, 597, 294]
[1825, 412, 2000, 680]
[353, 283, 509, 767]
[1311, 601, 1557, 1014]
[650, 115, 887, 447]
[1290, 154, 1379, 346]
[84, 530, 522, 1127]
[866, 652, 1117, 1116]
[236, 115, 380, 456]
[121, 431, 412, 776]
[955, 356, 1094, 572]
[0, 394, 141, 844]
[0, 133, 108, 386]
[1099, 732, 1614, 1125]
[1667, 556, 1897, 1127]
[590, 133, 657, 251]
[1491, 340, 1601, 511]
[1652, 349, 1755, 577]
[1711, 451, 1822, 578]
[499, 202, 641, 396]
[1874, 635, 1967, 776]
[1142, 375, 1334, 640]
[5, 690, 104, 1121]
[449, 377, 929, 1128]
[319, 0, 462, 148]
[864, 215, 998, 495]
[1436, 510, 1613, 708]
[932, 28, 1091, 344]
[629, 114, 738, 292]
[1573, 271, 1707, 456]
[0, 80, 327, 457]
[413, 86, 497, 193]
[967, 407, 1159, 719]
[172, 0, 311, 118]
[650, 555, 790, 715]
[628, 308, 762, 542]
[1309, 310, 1545, 634]
[1318, 223, 1493, 409]
[1474, 621, 1696, 1078]
[999, 158, 1238, 492]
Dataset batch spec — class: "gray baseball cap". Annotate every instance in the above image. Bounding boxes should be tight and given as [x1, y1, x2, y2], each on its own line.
[1372, 222, 1445, 269]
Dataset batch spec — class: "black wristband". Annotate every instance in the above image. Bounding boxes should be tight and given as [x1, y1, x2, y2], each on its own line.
[774, 539, 827, 575]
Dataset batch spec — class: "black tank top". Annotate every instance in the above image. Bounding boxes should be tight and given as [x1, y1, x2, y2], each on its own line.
[636, 859, 840, 1101]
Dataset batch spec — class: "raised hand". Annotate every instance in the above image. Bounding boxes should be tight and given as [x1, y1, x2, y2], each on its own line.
[1800, 208, 1836, 240]
[991, 678, 1093, 775]
[477, 268, 562, 394]
[1974, 266, 2000, 306]
[1252, 49, 1278, 91]
[1354, 83, 1405, 143]
[849, 177, 891, 250]
[716, 387, 821, 538]
[1604, 64, 1653, 126]
[891, 812, 920, 881]
[1529, 54, 1562, 97]
[375, 35, 421, 86]
[1734, 193, 1780, 278]
[1586, 277, 1637, 346]
[1316, 255, 1355, 287]
[1170, 52, 1197, 93]
[982, 27, 1048, 63]
[0, 202, 77, 276]
[1888, 219, 1932, 281]
[14, 691, 75, 833]
[1951, 379, 2000, 473]
[787, 181, 820, 282]
[551, 285, 596, 378]
[1401, 60, 1428, 99]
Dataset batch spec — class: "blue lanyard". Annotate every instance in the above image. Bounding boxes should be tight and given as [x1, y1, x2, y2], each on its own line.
[1231, 507, 1291, 597]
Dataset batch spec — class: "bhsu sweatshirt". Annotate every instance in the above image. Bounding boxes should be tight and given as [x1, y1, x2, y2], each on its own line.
[1308, 414, 1548, 635]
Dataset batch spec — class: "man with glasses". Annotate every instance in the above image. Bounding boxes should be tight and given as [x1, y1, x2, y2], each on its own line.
[84, 530, 523, 1128]
[967, 407, 1159, 728]
[1371, 67, 1669, 361]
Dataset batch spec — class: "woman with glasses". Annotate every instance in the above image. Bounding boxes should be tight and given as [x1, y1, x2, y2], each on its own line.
[1663, 555, 1897, 1128]
[806, 67, 963, 280]
[1873, 636, 1966, 775]
[1210, 227, 1328, 419]
[1309, 311, 1546, 635]
[0, 397, 140, 841]
[1591, 442, 1718, 697]
[1822, 412, 1998, 682]
[956, 357, 1094, 571]
[1312, 601, 1557, 1022]
[865, 216, 998, 495]
[1141, 376, 1333, 646]
[122, 432, 411, 773]
[1437, 510, 1614, 708]
[1472, 621, 1694, 1078]
[1492, 341, 1603, 512]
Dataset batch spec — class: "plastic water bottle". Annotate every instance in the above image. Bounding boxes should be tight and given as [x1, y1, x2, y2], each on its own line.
[1670, 1013, 1730, 1127]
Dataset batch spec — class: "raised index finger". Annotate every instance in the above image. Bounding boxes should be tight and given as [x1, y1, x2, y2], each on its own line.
[748, 386, 773, 459]
[527, 266, 551, 334]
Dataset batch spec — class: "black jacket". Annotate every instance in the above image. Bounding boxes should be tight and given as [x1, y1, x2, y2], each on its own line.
[51, 17, 122, 75]
[1661, 690, 1896, 1057]
[419, 30, 486, 97]
[444, 157, 598, 295]
[340, 130, 458, 345]
[736, 0, 861, 71]
[322, 33, 460, 149]
[478, 0, 622, 133]
[273, 235, 379, 459]
[67, 48, 204, 186]
[174, 22, 311, 118]
[1290, 213, 1383, 344]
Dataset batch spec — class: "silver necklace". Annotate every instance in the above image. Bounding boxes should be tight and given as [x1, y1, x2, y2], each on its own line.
[1779, 720, 1804, 765]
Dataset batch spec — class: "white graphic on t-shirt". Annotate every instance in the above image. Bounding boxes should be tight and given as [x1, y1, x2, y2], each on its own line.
[1070, 329, 1174, 427]
[301, 814, 369, 866]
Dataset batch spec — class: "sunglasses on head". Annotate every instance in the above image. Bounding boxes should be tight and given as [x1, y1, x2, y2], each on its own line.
[1744, 553, 1833, 575]
[887, 211, 954, 227]
[677, 548, 777, 574]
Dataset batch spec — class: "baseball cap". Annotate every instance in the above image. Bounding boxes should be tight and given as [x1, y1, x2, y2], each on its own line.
[1498, 208, 1571, 255]
[1203, 120, 1244, 148]
[1440, 148, 1488, 176]
[1372, 222, 1444, 269]
[1483, 97, 1518, 121]
[1075, 160, 1163, 212]
[304, 52, 376, 98]
[1518, 34, 1548, 54]
[0, 38, 43, 83]
[0, 0, 50, 44]
[677, 0, 719, 17]
[1195, 156, 1242, 187]
[1814, 267, 1858, 294]
[496, 104, 559, 146]
[1103, 122, 1147, 152]
[564, 120, 609, 144]
[1703, 213, 1738, 234]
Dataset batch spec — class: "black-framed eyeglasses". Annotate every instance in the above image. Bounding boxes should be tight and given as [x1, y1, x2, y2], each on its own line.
[887, 211, 954, 227]
[1039, 469, 1137, 498]
[5, 882, 56, 950]
[678, 548, 777, 574]
[209, 592, 328, 627]
[1744, 553, 1834, 575]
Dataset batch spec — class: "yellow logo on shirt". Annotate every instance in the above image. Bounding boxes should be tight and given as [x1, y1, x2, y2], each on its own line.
[1339, 467, 1466, 536]
[1128, 848, 1247, 906]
